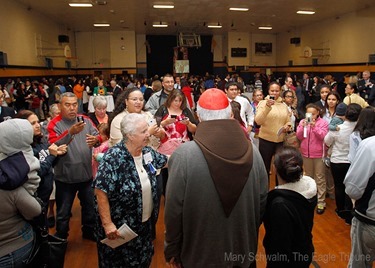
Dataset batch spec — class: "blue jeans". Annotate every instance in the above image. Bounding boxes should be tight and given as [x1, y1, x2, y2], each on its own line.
[348, 217, 375, 268]
[55, 180, 95, 239]
[0, 240, 33, 268]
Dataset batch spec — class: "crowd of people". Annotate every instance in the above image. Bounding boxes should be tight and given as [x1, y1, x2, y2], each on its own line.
[0, 69, 374, 267]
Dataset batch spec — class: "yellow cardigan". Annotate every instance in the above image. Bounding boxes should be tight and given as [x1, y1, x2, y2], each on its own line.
[255, 96, 291, 143]
[343, 94, 369, 108]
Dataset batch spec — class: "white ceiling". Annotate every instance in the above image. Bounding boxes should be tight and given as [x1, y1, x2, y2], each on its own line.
[14, 0, 374, 35]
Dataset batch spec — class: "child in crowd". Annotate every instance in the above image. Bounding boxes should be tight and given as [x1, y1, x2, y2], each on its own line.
[296, 104, 329, 215]
[329, 102, 347, 131]
[92, 123, 109, 179]
[0, 119, 41, 194]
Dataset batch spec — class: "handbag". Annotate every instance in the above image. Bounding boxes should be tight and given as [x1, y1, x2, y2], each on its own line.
[25, 206, 67, 268]
[284, 131, 300, 148]
[26, 232, 67, 268]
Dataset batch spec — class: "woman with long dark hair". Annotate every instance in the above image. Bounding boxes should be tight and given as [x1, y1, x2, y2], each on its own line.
[348, 106, 375, 162]
[322, 91, 341, 122]
[15, 110, 67, 208]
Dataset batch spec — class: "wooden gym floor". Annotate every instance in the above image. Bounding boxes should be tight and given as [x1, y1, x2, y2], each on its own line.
[56, 174, 352, 268]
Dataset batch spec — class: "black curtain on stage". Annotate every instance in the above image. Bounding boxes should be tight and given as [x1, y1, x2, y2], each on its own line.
[146, 35, 176, 77]
[188, 35, 213, 76]
[146, 35, 213, 77]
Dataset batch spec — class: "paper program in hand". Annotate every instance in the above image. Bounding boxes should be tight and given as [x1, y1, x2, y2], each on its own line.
[100, 223, 138, 249]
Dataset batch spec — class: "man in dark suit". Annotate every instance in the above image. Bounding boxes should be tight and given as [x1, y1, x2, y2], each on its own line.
[358, 70, 375, 101]
[368, 86, 375, 107]
[303, 72, 314, 104]
[0, 90, 16, 122]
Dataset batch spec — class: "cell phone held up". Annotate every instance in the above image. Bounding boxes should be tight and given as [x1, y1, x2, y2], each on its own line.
[77, 116, 84, 123]
[269, 96, 275, 100]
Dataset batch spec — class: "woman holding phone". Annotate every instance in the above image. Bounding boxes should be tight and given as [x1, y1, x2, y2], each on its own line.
[255, 82, 291, 182]
[155, 90, 197, 153]
[154, 90, 197, 194]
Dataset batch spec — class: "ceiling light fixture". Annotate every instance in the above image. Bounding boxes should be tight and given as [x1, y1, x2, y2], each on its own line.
[93, 23, 110, 27]
[297, 10, 315, 15]
[258, 26, 272, 30]
[69, 3, 93, 7]
[229, 7, 249, 11]
[152, 21, 168, 27]
[208, 23, 222, 29]
[153, 4, 174, 9]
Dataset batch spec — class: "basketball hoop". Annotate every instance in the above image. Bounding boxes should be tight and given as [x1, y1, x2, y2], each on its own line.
[187, 39, 195, 47]
[302, 46, 312, 58]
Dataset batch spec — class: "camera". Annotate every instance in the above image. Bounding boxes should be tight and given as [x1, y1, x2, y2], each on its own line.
[77, 116, 84, 122]
[305, 113, 312, 124]
[270, 96, 275, 100]
[148, 118, 156, 126]
[170, 115, 177, 119]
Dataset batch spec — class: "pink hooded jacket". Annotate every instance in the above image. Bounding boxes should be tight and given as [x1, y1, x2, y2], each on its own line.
[296, 117, 328, 158]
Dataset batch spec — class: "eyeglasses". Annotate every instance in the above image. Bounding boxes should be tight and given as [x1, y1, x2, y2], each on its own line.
[128, 98, 144, 102]
[285, 96, 294, 99]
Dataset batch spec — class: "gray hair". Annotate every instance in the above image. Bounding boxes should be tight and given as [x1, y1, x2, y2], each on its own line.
[49, 104, 60, 117]
[120, 113, 146, 142]
[196, 103, 232, 121]
[93, 96, 108, 109]
[60, 92, 76, 103]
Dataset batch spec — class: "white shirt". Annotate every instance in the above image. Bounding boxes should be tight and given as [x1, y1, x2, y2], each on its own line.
[133, 155, 153, 222]
[348, 131, 362, 163]
[324, 121, 357, 164]
[344, 136, 375, 202]
[232, 95, 255, 127]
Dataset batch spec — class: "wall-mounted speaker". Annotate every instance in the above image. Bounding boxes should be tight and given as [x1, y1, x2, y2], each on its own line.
[58, 35, 69, 43]
[290, 37, 301, 45]
[45, 57, 53, 69]
[0, 52, 8, 66]
[369, 54, 375, 63]
[312, 58, 318, 66]
[65, 60, 71, 69]
[288, 60, 293, 66]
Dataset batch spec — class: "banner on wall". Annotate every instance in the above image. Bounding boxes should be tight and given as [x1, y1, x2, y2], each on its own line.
[174, 60, 189, 74]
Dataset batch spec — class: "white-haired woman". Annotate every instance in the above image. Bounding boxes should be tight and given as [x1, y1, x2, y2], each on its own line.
[94, 113, 168, 267]
[88, 96, 108, 127]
